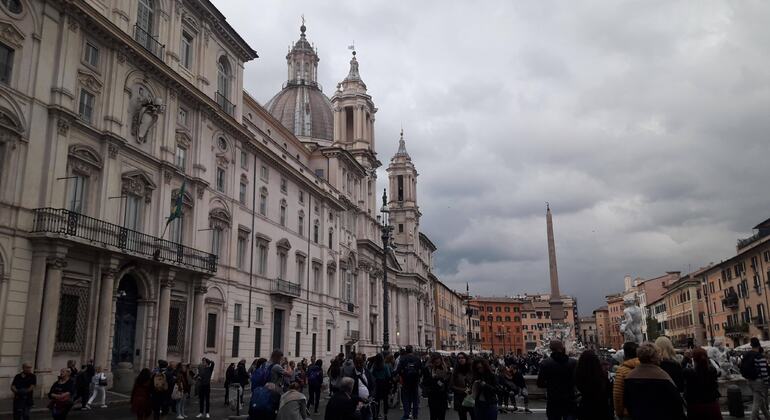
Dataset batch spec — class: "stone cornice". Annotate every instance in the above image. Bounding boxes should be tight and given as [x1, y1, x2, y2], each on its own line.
[182, 0, 258, 61]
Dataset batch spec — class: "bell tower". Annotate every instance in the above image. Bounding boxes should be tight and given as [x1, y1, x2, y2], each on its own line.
[387, 130, 420, 249]
[331, 50, 377, 152]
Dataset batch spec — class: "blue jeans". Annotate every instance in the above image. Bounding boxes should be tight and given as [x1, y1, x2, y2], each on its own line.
[401, 387, 419, 420]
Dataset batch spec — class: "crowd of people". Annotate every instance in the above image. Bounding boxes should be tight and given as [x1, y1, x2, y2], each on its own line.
[12, 336, 770, 420]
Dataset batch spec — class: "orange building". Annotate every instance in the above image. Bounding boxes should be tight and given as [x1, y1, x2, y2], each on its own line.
[471, 297, 525, 355]
[606, 294, 624, 350]
[520, 294, 577, 352]
[593, 306, 610, 348]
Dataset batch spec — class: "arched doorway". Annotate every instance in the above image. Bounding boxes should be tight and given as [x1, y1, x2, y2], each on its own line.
[113, 274, 139, 368]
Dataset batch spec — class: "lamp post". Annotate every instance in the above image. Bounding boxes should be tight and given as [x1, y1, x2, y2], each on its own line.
[378, 189, 394, 354]
[466, 284, 473, 355]
[489, 312, 494, 355]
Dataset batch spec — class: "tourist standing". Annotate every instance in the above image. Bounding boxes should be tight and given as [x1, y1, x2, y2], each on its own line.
[48, 367, 75, 420]
[86, 365, 108, 408]
[471, 358, 498, 420]
[74, 363, 92, 410]
[328, 356, 342, 396]
[740, 337, 770, 420]
[196, 357, 214, 418]
[174, 364, 191, 419]
[224, 362, 235, 406]
[575, 350, 612, 420]
[683, 347, 722, 420]
[612, 341, 639, 419]
[11, 362, 36, 420]
[450, 352, 475, 420]
[395, 345, 423, 420]
[371, 354, 392, 420]
[623, 343, 684, 420]
[422, 353, 450, 420]
[537, 340, 578, 420]
[307, 359, 324, 414]
[131, 369, 154, 420]
[655, 336, 684, 392]
[324, 377, 357, 420]
[276, 380, 310, 420]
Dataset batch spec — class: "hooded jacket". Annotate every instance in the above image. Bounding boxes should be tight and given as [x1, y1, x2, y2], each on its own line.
[612, 357, 639, 418]
[276, 389, 309, 420]
[623, 363, 685, 420]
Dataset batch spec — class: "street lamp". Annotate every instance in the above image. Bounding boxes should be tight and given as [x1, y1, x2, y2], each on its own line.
[378, 189, 394, 354]
[489, 312, 494, 355]
[465, 284, 473, 355]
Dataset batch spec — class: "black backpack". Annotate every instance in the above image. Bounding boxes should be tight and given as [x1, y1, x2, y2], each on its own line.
[402, 359, 420, 386]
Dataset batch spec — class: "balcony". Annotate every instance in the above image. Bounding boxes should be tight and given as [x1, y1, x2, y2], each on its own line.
[722, 293, 739, 309]
[270, 278, 301, 298]
[133, 24, 165, 59]
[216, 92, 235, 116]
[725, 322, 749, 337]
[345, 330, 360, 341]
[340, 301, 356, 313]
[31, 208, 216, 273]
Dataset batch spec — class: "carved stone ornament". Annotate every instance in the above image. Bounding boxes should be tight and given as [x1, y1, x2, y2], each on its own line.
[117, 50, 126, 63]
[208, 208, 231, 230]
[215, 154, 228, 168]
[196, 184, 205, 199]
[194, 285, 208, 295]
[175, 0, 183, 16]
[78, 70, 103, 93]
[160, 277, 175, 288]
[121, 170, 157, 203]
[47, 257, 68, 269]
[57, 118, 69, 136]
[163, 170, 172, 184]
[67, 15, 79, 32]
[129, 84, 164, 144]
[0, 21, 24, 48]
[175, 131, 191, 148]
[108, 144, 118, 159]
[68, 144, 104, 170]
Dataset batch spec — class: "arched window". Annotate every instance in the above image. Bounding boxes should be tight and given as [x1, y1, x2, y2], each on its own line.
[0, 0, 22, 14]
[217, 56, 231, 99]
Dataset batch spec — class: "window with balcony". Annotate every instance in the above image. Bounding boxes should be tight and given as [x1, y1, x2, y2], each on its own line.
[236, 232, 248, 269]
[66, 174, 88, 213]
[135, 0, 163, 57]
[278, 250, 288, 280]
[124, 194, 143, 231]
[216, 56, 234, 115]
[312, 264, 321, 292]
[211, 227, 222, 258]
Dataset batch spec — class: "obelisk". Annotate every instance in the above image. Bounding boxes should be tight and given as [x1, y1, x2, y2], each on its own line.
[546, 203, 565, 322]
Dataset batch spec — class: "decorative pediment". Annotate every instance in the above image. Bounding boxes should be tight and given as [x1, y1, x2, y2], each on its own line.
[254, 232, 272, 243]
[0, 20, 24, 48]
[121, 170, 156, 203]
[276, 238, 292, 251]
[326, 260, 337, 272]
[68, 144, 103, 176]
[181, 12, 199, 31]
[215, 153, 229, 167]
[208, 207, 231, 230]
[78, 70, 103, 93]
[175, 130, 192, 148]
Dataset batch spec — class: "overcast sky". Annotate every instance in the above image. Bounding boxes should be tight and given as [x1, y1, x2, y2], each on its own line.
[213, 0, 770, 313]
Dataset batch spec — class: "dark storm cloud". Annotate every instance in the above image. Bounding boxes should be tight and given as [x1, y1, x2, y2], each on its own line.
[214, 0, 770, 313]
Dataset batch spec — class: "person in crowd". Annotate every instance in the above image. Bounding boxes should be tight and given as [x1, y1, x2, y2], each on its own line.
[623, 343, 684, 420]
[328, 356, 342, 396]
[307, 359, 324, 414]
[509, 363, 530, 413]
[681, 349, 693, 370]
[371, 354, 392, 420]
[395, 345, 423, 420]
[612, 341, 639, 419]
[325, 377, 357, 420]
[11, 362, 36, 420]
[655, 336, 684, 392]
[249, 382, 281, 420]
[236, 360, 250, 406]
[86, 365, 108, 409]
[276, 379, 310, 420]
[422, 353, 450, 420]
[741, 337, 770, 420]
[224, 362, 236, 407]
[74, 362, 92, 410]
[131, 368, 154, 420]
[683, 347, 722, 420]
[150, 360, 170, 419]
[471, 358, 498, 420]
[450, 352, 475, 420]
[349, 353, 374, 420]
[537, 340, 577, 420]
[496, 365, 515, 413]
[195, 357, 214, 418]
[48, 367, 75, 420]
[174, 363, 191, 419]
[575, 350, 612, 420]
[268, 350, 294, 388]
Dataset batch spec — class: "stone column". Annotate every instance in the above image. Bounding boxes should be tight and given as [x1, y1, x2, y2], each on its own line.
[36, 257, 67, 384]
[408, 292, 418, 345]
[155, 272, 175, 361]
[190, 285, 207, 363]
[94, 268, 117, 370]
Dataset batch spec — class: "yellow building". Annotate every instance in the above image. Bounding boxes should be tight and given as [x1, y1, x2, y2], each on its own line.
[434, 280, 467, 351]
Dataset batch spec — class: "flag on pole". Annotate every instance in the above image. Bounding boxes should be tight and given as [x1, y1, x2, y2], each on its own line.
[167, 179, 186, 226]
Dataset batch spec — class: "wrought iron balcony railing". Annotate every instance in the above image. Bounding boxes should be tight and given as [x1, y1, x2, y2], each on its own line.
[271, 278, 301, 297]
[345, 330, 360, 340]
[133, 24, 165, 59]
[725, 322, 749, 336]
[31, 208, 217, 273]
[722, 294, 740, 309]
[216, 92, 235, 116]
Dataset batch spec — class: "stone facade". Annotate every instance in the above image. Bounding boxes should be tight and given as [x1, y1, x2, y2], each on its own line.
[0, 0, 443, 397]
[579, 316, 597, 349]
[433, 280, 467, 351]
[520, 294, 576, 352]
[593, 306, 610, 348]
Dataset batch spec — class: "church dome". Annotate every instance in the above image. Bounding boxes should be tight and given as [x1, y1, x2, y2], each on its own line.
[265, 83, 334, 142]
[265, 24, 334, 142]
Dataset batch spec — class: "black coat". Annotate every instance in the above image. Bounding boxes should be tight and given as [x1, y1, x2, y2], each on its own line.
[659, 359, 684, 392]
[683, 366, 720, 404]
[324, 392, 357, 420]
[537, 352, 577, 408]
[741, 351, 762, 380]
[577, 376, 613, 420]
[623, 363, 685, 420]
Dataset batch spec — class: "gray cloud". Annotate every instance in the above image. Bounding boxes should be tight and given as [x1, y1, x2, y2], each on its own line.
[214, 0, 770, 312]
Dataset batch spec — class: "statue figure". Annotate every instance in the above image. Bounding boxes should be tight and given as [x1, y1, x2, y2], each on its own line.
[707, 339, 738, 379]
[619, 297, 643, 344]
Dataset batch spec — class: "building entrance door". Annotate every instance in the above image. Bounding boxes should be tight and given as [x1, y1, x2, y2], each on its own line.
[273, 309, 284, 351]
[113, 275, 139, 368]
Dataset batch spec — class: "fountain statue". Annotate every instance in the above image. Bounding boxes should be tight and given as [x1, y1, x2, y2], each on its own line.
[619, 297, 643, 344]
[707, 339, 741, 379]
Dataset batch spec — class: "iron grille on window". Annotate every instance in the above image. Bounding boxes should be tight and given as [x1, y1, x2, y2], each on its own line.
[55, 285, 89, 352]
[167, 300, 187, 353]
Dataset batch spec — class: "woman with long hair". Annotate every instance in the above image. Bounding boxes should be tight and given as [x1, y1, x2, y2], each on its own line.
[423, 353, 450, 420]
[471, 358, 498, 420]
[370, 353, 392, 420]
[655, 336, 684, 392]
[575, 350, 612, 420]
[450, 353, 475, 420]
[683, 347, 722, 420]
[130, 368, 153, 420]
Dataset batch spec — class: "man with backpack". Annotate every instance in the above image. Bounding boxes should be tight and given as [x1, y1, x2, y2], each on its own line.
[395, 345, 422, 420]
[152, 360, 170, 420]
[307, 360, 324, 414]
